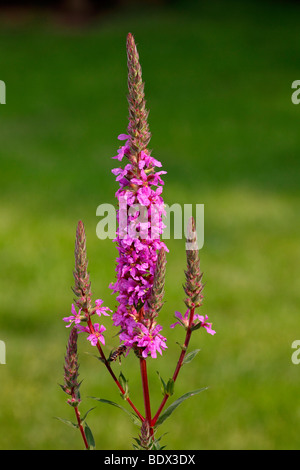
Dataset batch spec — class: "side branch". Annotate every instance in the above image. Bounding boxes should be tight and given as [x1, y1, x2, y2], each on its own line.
[151, 307, 195, 426]
[87, 318, 144, 422]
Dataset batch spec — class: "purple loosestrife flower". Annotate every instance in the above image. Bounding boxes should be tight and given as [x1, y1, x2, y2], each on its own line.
[77, 323, 106, 347]
[110, 33, 168, 359]
[170, 310, 216, 336]
[135, 324, 167, 359]
[120, 324, 167, 359]
[63, 299, 111, 329]
[63, 304, 82, 328]
[95, 299, 112, 317]
[84, 323, 106, 347]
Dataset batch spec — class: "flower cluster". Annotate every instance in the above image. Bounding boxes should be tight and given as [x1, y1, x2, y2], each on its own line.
[110, 134, 168, 358]
[63, 300, 111, 347]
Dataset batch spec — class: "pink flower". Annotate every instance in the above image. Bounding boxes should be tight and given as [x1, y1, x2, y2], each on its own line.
[149, 170, 167, 187]
[138, 151, 162, 168]
[136, 186, 164, 208]
[118, 133, 130, 141]
[116, 190, 136, 207]
[111, 163, 133, 181]
[95, 299, 112, 317]
[77, 324, 90, 334]
[110, 133, 168, 351]
[137, 324, 167, 358]
[86, 323, 106, 346]
[170, 310, 189, 328]
[120, 324, 167, 359]
[112, 134, 131, 161]
[196, 315, 216, 335]
[171, 310, 216, 336]
[63, 304, 82, 328]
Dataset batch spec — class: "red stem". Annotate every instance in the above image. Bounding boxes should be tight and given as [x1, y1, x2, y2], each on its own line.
[73, 405, 89, 449]
[87, 318, 144, 422]
[151, 307, 195, 427]
[139, 355, 152, 424]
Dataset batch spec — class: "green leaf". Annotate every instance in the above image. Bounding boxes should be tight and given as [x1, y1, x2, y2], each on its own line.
[166, 378, 175, 396]
[84, 423, 96, 450]
[156, 371, 167, 395]
[154, 388, 208, 428]
[90, 397, 141, 426]
[157, 372, 174, 397]
[84, 351, 105, 363]
[152, 439, 166, 450]
[182, 349, 201, 365]
[81, 407, 96, 423]
[191, 322, 202, 332]
[119, 372, 129, 399]
[54, 416, 78, 429]
[119, 372, 127, 388]
[133, 437, 141, 445]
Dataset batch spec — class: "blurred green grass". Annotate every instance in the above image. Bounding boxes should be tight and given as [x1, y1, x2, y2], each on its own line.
[0, 0, 300, 449]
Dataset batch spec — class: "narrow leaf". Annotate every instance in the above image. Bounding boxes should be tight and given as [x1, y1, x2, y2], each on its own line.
[84, 423, 95, 450]
[191, 323, 202, 332]
[155, 388, 208, 428]
[182, 349, 201, 365]
[54, 416, 78, 429]
[133, 437, 141, 445]
[81, 407, 96, 423]
[166, 378, 175, 396]
[119, 371, 127, 388]
[90, 397, 141, 426]
[156, 371, 167, 395]
[119, 372, 129, 399]
[84, 351, 105, 363]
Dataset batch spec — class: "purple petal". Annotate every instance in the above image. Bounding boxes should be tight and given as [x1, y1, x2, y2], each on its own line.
[118, 134, 130, 141]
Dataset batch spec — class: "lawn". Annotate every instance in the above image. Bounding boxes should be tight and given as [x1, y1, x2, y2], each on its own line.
[0, 0, 300, 449]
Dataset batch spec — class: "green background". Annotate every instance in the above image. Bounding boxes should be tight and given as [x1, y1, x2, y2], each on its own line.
[0, 0, 299, 449]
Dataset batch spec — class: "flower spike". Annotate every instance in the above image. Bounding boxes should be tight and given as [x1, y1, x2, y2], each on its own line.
[184, 217, 204, 309]
[126, 32, 151, 158]
[146, 248, 167, 322]
[61, 326, 81, 407]
[72, 220, 92, 312]
[110, 33, 168, 360]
